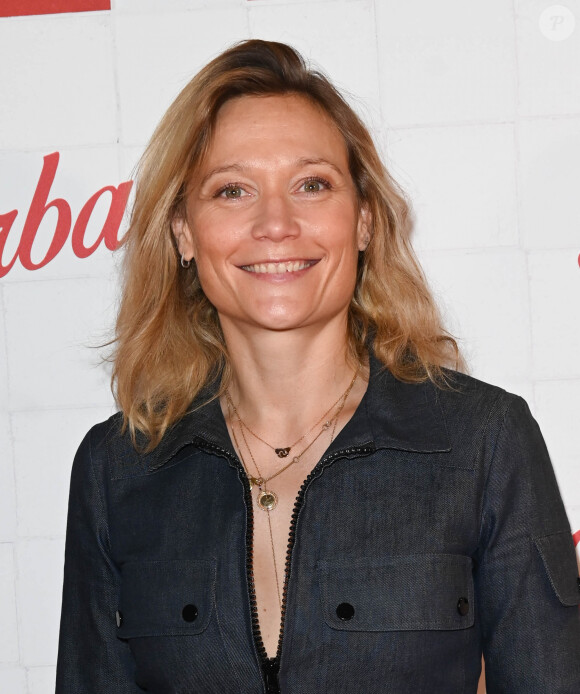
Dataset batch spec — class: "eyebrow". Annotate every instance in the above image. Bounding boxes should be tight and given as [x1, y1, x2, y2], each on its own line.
[199, 157, 346, 188]
[198, 164, 245, 188]
[295, 157, 346, 177]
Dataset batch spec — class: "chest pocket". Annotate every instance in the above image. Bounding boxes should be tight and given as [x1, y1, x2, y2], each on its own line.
[116, 558, 215, 638]
[318, 554, 474, 631]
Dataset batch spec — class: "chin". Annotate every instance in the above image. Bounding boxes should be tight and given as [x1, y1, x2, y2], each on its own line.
[253, 316, 309, 332]
[218, 299, 349, 334]
[250, 308, 345, 334]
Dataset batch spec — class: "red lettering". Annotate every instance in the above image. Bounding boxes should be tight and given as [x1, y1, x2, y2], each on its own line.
[574, 529, 580, 547]
[0, 152, 133, 277]
[0, 210, 19, 278]
[18, 152, 71, 271]
[71, 181, 133, 258]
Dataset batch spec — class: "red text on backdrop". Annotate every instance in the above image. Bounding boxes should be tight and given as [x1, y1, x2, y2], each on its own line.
[0, 152, 132, 278]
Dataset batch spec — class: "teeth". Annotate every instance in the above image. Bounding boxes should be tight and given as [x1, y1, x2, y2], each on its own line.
[242, 260, 314, 274]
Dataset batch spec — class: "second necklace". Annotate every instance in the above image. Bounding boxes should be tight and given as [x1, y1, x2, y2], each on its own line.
[226, 370, 358, 511]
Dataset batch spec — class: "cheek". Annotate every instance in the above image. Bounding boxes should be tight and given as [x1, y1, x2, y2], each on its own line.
[193, 253, 227, 296]
[193, 264, 233, 315]
[189, 217, 229, 260]
[325, 239, 359, 295]
[331, 218, 363, 265]
[191, 242, 242, 311]
[190, 213, 244, 261]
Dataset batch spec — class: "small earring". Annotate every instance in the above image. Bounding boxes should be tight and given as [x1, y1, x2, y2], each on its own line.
[181, 255, 191, 269]
[362, 234, 371, 249]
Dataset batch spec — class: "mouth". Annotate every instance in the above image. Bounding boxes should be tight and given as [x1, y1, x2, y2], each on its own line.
[240, 259, 318, 274]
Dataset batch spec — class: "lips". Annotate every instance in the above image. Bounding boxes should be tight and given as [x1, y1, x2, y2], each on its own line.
[240, 260, 318, 274]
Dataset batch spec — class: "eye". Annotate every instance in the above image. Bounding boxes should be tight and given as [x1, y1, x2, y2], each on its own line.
[215, 184, 248, 200]
[300, 177, 331, 194]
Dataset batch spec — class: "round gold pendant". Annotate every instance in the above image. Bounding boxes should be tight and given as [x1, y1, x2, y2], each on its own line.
[257, 489, 278, 511]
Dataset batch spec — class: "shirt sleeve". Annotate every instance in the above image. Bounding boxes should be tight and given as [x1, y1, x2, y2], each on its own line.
[55, 425, 141, 693]
[475, 395, 580, 693]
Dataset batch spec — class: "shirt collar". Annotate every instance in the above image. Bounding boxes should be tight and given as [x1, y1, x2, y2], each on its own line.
[140, 351, 451, 472]
[328, 352, 451, 455]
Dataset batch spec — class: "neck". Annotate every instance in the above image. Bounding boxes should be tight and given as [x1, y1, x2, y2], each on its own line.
[220, 317, 362, 439]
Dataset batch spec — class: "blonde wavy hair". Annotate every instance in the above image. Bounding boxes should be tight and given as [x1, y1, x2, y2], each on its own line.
[112, 39, 461, 449]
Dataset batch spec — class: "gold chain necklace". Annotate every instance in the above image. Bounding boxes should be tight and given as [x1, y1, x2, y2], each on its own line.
[229, 422, 284, 607]
[226, 370, 358, 512]
[227, 371, 357, 610]
[228, 378, 354, 459]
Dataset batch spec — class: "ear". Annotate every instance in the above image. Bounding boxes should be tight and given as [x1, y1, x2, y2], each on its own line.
[356, 203, 372, 252]
[171, 216, 196, 262]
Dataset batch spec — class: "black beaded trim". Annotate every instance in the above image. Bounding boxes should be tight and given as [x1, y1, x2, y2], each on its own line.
[274, 443, 376, 665]
[195, 438, 376, 692]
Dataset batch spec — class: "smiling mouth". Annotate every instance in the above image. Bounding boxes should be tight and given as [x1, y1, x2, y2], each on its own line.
[240, 260, 318, 274]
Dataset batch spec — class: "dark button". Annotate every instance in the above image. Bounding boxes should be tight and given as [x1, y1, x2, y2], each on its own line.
[115, 610, 123, 628]
[457, 597, 469, 616]
[336, 602, 355, 621]
[182, 604, 199, 622]
[577, 577, 580, 593]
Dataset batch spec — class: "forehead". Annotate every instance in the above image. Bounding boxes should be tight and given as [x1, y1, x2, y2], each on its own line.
[205, 93, 349, 165]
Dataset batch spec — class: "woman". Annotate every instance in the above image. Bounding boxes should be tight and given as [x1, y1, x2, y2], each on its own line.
[56, 40, 580, 693]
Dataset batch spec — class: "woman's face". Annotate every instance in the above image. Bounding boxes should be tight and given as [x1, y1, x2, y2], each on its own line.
[173, 93, 369, 336]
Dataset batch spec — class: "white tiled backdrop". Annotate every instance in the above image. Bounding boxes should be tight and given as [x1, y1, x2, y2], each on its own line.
[0, 1, 578, 691]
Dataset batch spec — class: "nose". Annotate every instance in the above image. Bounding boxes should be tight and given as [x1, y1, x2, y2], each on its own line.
[251, 192, 300, 241]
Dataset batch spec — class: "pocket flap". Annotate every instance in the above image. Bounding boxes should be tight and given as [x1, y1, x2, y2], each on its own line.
[534, 531, 580, 607]
[318, 554, 474, 632]
[117, 559, 216, 638]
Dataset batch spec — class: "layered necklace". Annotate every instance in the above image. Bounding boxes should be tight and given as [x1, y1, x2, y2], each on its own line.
[225, 369, 358, 513]
[225, 370, 358, 609]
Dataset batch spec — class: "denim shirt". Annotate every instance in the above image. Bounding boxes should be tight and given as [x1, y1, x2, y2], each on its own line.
[56, 355, 580, 693]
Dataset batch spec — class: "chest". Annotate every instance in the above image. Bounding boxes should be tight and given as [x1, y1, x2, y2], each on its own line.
[110, 446, 482, 692]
